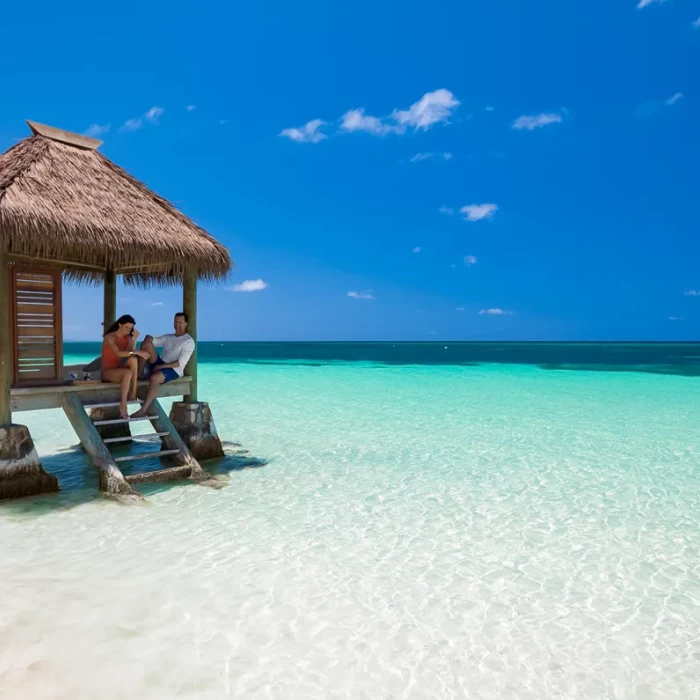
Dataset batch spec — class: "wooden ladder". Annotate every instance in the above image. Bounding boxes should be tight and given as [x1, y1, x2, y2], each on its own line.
[61, 392, 212, 499]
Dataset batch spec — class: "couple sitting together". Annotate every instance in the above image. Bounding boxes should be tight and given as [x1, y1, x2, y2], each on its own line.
[101, 312, 195, 419]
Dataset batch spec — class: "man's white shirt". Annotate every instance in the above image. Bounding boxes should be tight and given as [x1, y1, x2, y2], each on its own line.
[151, 333, 195, 376]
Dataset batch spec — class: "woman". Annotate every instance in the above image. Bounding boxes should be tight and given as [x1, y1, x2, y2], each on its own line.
[101, 315, 150, 419]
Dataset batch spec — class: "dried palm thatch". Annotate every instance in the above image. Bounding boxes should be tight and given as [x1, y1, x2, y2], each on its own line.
[0, 121, 233, 286]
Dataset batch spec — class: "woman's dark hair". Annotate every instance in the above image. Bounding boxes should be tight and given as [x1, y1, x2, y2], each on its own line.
[104, 314, 136, 337]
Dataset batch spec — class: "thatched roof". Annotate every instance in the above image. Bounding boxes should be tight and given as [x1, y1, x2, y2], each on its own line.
[0, 121, 232, 286]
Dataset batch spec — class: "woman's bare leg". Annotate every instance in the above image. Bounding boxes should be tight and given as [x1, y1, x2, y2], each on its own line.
[127, 356, 139, 402]
[102, 368, 132, 418]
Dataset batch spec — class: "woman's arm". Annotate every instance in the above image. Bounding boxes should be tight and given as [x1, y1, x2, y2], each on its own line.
[104, 334, 135, 358]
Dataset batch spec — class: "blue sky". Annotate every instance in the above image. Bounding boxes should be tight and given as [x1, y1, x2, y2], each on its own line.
[1, 0, 699, 341]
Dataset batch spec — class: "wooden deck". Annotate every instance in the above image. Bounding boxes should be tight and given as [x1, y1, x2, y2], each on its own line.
[11, 376, 192, 412]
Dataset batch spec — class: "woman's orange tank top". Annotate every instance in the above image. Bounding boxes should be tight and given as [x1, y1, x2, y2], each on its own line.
[102, 334, 130, 371]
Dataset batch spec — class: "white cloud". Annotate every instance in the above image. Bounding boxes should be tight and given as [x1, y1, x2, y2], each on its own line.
[666, 92, 683, 106]
[456, 307, 465, 312]
[122, 117, 143, 132]
[512, 112, 563, 130]
[668, 316, 684, 321]
[478, 308, 514, 316]
[347, 290, 375, 300]
[392, 89, 460, 131]
[279, 119, 327, 143]
[121, 106, 164, 132]
[439, 205, 455, 216]
[684, 289, 700, 296]
[412, 247, 422, 253]
[151, 302, 164, 307]
[410, 152, 452, 162]
[485, 106, 495, 112]
[637, 0, 666, 8]
[340, 109, 397, 136]
[227, 279, 268, 293]
[186, 105, 197, 112]
[693, 16, 700, 29]
[84, 123, 110, 138]
[145, 106, 164, 123]
[340, 89, 459, 137]
[461, 203, 498, 222]
[464, 255, 477, 265]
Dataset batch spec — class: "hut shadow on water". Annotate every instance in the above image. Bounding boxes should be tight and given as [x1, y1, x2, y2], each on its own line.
[0, 442, 268, 517]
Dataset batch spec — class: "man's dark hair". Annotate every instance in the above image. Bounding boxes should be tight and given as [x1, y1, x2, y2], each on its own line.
[175, 312, 189, 323]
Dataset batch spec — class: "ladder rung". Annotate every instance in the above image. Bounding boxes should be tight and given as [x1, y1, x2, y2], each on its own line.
[85, 400, 143, 410]
[114, 449, 180, 463]
[103, 432, 170, 444]
[124, 465, 193, 485]
[93, 415, 158, 426]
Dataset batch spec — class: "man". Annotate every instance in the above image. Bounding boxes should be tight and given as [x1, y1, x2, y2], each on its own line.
[131, 312, 195, 418]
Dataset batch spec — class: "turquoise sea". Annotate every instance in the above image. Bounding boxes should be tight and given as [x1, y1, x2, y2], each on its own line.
[1, 343, 700, 699]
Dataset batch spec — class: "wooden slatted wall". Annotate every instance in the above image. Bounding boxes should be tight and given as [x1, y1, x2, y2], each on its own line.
[10, 266, 63, 386]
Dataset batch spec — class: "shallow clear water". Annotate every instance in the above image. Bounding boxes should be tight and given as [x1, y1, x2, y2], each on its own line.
[1, 344, 700, 699]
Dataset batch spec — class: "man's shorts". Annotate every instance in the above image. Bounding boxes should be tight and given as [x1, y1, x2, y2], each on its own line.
[150, 356, 179, 384]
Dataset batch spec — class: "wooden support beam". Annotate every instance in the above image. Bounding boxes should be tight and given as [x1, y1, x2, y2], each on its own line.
[0, 251, 12, 425]
[61, 392, 139, 498]
[149, 399, 209, 481]
[8, 254, 106, 273]
[104, 270, 116, 331]
[182, 271, 198, 402]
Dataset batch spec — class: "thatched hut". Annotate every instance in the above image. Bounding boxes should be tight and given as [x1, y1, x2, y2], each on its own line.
[0, 121, 233, 501]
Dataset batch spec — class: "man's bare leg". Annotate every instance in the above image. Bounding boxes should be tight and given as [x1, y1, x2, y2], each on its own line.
[131, 372, 165, 417]
[137, 335, 159, 377]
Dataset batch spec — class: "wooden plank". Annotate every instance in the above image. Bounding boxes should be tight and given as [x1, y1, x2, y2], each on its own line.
[15, 280, 54, 292]
[0, 252, 11, 424]
[27, 120, 103, 150]
[17, 348, 56, 360]
[114, 449, 180, 463]
[16, 364, 56, 371]
[18, 364, 55, 372]
[61, 392, 137, 498]
[92, 415, 158, 426]
[16, 326, 56, 338]
[16, 367, 57, 380]
[103, 432, 169, 444]
[85, 400, 143, 410]
[17, 323, 54, 329]
[11, 376, 191, 412]
[124, 465, 192, 485]
[16, 304, 55, 314]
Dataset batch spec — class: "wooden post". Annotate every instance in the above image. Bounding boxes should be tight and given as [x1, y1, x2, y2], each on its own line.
[103, 269, 116, 330]
[0, 251, 12, 426]
[183, 271, 198, 402]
